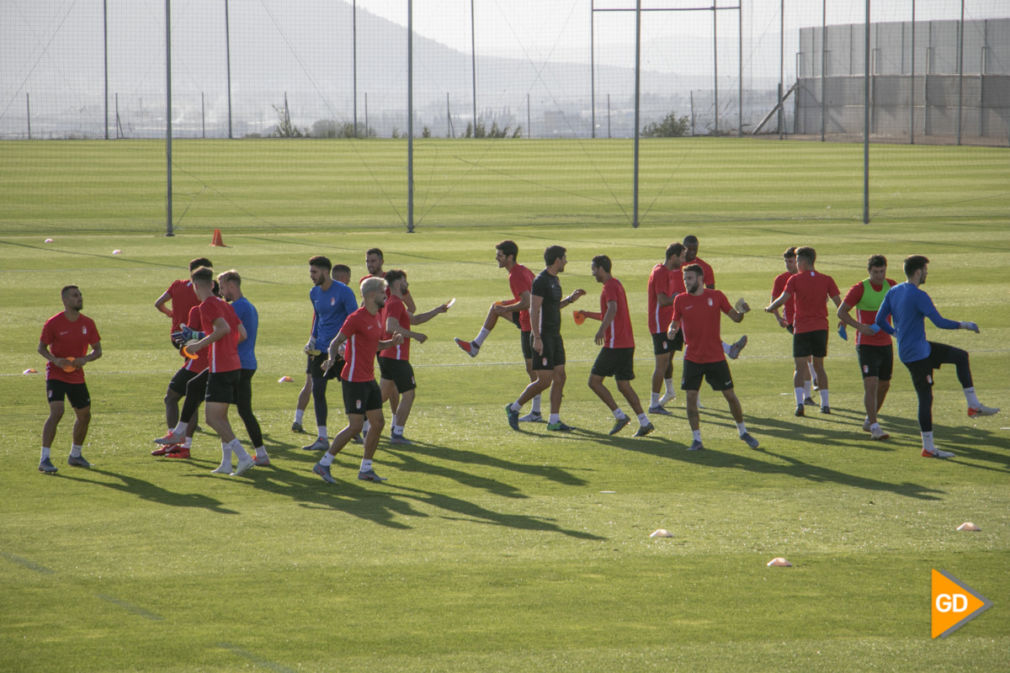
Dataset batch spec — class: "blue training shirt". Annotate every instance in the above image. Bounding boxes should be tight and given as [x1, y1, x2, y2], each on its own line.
[874, 281, 960, 363]
[231, 296, 258, 371]
[310, 280, 358, 351]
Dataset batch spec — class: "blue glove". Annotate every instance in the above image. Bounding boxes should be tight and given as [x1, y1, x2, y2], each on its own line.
[960, 321, 979, 333]
[171, 324, 204, 346]
[837, 326, 847, 341]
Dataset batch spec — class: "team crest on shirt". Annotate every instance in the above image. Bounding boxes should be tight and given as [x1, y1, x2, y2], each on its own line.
[330, 297, 336, 306]
[707, 298, 713, 306]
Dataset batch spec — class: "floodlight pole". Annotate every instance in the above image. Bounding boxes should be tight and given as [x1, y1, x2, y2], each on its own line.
[225, 0, 233, 138]
[713, 1, 718, 135]
[821, 0, 826, 142]
[778, 0, 784, 139]
[407, 0, 414, 233]
[909, 0, 915, 144]
[956, 0, 964, 146]
[862, 0, 870, 224]
[738, 0, 742, 136]
[353, 0, 358, 137]
[470, 0, 477, 134]
[166, 0, 174, 236]
[633, 0, 641, 228]
[103, 0, 109, 140]
[591, 0, 596, 138]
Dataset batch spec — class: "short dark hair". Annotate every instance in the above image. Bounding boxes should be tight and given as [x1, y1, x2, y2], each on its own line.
[189, 257, 212, 271]
[683, 263, 704, 279]
[683, 235, 699, 246]
[191, 266, 214, 286]
[903, 254, 929, 277]
[331, 263, 351, 278]
[366, 248, 383, 259]
[591, 255, 612, 274]
[496, 240, 518, 260]
[665, 242, 684, 261]
[309, 255, 332, 271]
[796, 246, 816, 265]
[783, 246, 797, 258]
[544, 245, 567, 267]
[61, 285, 79, 298]
[385, 269, 407, 286]
[867, 254, 887, 271]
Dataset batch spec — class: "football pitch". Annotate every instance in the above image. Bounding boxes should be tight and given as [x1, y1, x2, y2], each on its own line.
[1, 138, 1008, 672]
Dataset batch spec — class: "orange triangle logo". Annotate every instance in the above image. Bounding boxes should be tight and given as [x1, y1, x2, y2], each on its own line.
[931, 569, 992, 638]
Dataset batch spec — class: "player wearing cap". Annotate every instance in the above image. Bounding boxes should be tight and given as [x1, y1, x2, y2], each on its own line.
[312, 277, 405, 484]
[378, 269, 450, 444]
[646, 243, 686, 415]
[668, 265, 758, 451]
[873, 255, 998, 458]
[454, 240, 544, 422]
[37, 285, 102, 473]
[765, 246, 841, 415]
[582, 256, 653, 437]
[837, 255, 897, 441]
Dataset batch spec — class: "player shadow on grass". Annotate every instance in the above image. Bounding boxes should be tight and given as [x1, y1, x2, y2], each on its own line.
[61, 467, 239, 514]
[881, 416, 1010, 472]
[384, 439, 588, 492]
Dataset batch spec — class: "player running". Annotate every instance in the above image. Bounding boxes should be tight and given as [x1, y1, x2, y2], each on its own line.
[378, 269, 450, 444]
[646, 242, 686, 415]
[312, 277, 405, 484]
[872, 255, 998, 458]
[764, 246, 841, 415]
[37, 286, 102, 473]
[580, 256, 653, 436]
[836, 255, 896, 441]
[668, 265, 758, 451]
[770, 247, 817, 406]
[505, 245, 585, 432]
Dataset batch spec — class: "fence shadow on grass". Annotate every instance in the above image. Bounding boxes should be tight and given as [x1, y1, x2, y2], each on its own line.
[62, 467, 239, 514]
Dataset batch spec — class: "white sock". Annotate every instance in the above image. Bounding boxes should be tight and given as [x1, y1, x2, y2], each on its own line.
[692, 429, 702, 442]
[963, 387, 980, 408]
[360, 458, 373, 472]
[664, 378, 674, 394]
[220, 441, 233, 466]
[294, 409, 305, 424]
[510, 401, 522, 412]
[612, 408, 627, 420]
[392, 424, 404, 435]
[637, 413, 650, 426]
[807, 361, 817, 382]
[549, 413, 560, 424]
[531, 395, 542, 413]
[362, 420, 371, 436]
[820, 390, 830, 407]
[736, 422, 747, 435]
[794, 387, 805, 406]
[255, 446, 268, 459]
[473, 328, 491, 347]
[182, 436, 193, 448]
[319, 452, 334, 467]
[721, 341, 731, 355]
[921, 431, 935, 451]
[317, 425, 328, 440]
[40, 446, 51, 462]
[230, 438, 250, 460]
[172, 421, 187, 436]
[651, 392, 661, 407]
[70, 443, 82, 457]
[803, 380, 812, 397]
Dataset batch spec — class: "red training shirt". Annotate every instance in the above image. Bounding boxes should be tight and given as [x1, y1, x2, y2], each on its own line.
[783, 270, 840, 335]
[166, 279, 200, 333]
[672, 289, 732, 364]
[772, 271, 796, 326]
[40, 312, 100, 384]
[684, 257, 716, 288]
[340, 306, 383, 382]
[379, 295, 411, 361]
[600, 277, 634, 349]
[198, 296, 242, 373]
[647, 264, 675, 334]
[508, 264, 535, 332]
[843, 278, 896, 346]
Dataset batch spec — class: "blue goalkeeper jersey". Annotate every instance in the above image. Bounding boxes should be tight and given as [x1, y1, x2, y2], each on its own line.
[874, 281, 960, 363]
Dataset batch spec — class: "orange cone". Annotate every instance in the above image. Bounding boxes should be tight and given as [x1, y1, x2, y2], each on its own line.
[210, 229, 227, 247]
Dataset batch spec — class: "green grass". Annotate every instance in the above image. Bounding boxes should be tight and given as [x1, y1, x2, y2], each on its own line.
[1, 139, 1009, 672]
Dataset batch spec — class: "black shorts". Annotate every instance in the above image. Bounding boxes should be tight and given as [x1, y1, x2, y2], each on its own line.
[857, 344, 893, 381]
[309, 351, 344, 381]
[341, 379, 383, 415]
[681, 359, 734, 392]
[304, 353, 312, 375]
[169, 367, 201, 396]
[591, 347, 635, 381]
[903, 342, 964, 391]
[520, 331, 534, 361]
[378, 357, 417, 393]
[46, 379, 91, 409]
[205, 370, 241, 404]
[793, 330, 828, 358]
[534, 333, 566, 371]
[652, 331, 684, 355]
[510, 310, 522, 329]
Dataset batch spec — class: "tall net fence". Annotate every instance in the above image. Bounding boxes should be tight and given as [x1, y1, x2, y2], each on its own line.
[1, 0, 1008, 233]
